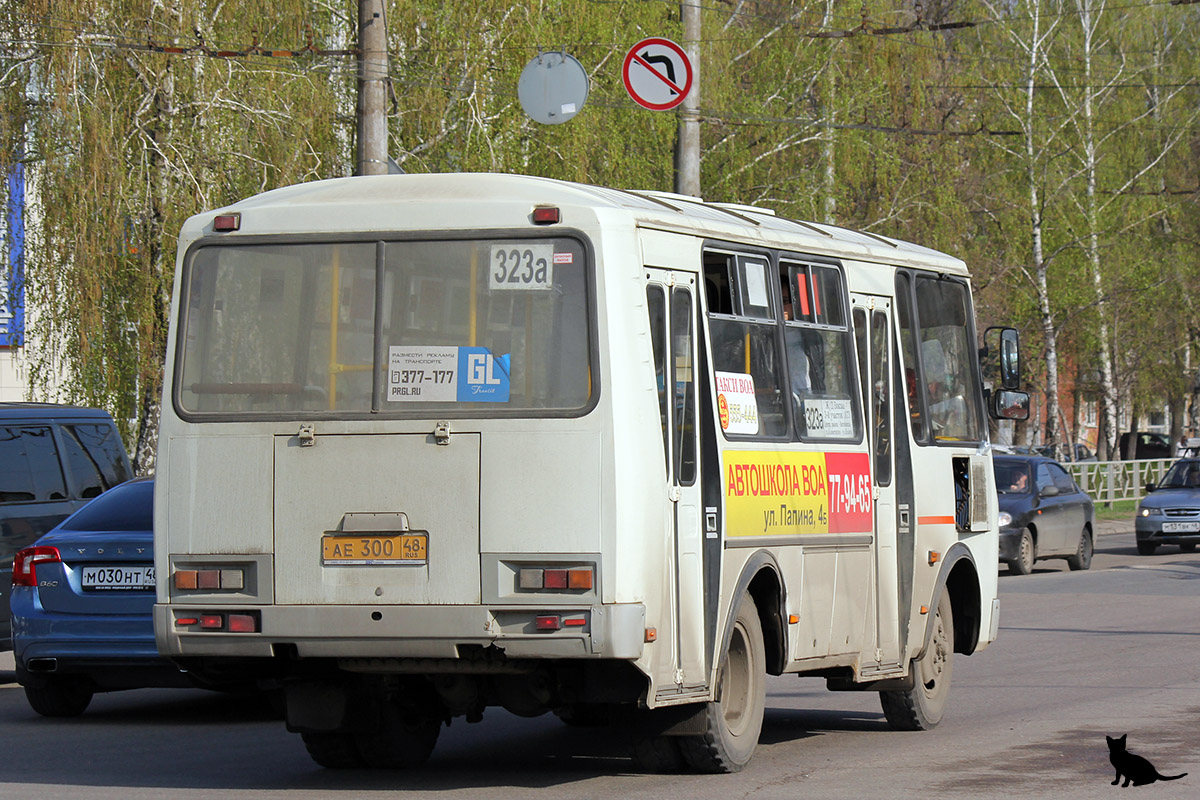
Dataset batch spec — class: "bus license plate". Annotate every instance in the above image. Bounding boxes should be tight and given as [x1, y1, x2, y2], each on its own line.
[82, 566, 155, 590]
[1162, 521, 1200, 533]
[321, 533, 428, 565]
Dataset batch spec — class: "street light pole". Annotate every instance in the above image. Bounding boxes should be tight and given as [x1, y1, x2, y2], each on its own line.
[356, 0, 388, 176]
[674, 0, 700, 197]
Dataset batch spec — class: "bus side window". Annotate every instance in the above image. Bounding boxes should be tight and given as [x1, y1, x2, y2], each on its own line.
[783, 261, 858, 442]
[895, 272, 927, 441]
[913, 276, 983, 442]
[647, 285, 670, 476]
[671, 287, 697, 485]
[703, 250, 787, 438]
[703, 253, 734, 315]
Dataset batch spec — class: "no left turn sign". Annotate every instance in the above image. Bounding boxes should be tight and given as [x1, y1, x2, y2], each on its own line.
[622, 37, 693, 111]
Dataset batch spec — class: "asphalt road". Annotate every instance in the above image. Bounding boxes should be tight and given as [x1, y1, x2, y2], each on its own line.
[1, 524, 1196, 800]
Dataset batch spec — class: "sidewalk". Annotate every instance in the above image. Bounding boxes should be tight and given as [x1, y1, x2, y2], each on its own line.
[1095, 517, 1133, 537]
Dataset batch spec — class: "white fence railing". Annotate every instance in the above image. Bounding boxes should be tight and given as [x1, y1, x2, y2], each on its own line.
[1065, 459, 1175, 505]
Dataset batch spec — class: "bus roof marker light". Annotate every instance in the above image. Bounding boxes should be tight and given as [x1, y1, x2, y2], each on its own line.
[531, 206, 560, 225]
[213, 213, 241, 232]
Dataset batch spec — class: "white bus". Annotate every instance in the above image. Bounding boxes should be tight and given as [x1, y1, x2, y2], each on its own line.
[154, 174, 1027, 772]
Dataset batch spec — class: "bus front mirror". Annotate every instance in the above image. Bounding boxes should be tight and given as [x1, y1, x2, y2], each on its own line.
[992, 389, 1029, 421]
[983, 326, 1021, 390]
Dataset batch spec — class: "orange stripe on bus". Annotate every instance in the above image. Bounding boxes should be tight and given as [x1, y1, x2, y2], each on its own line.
[917, 515, 956, 525]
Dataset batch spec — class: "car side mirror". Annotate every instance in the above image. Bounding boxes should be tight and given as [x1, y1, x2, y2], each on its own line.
[1039, 485, 1060, 498]
[1145, 483, 1157, 492]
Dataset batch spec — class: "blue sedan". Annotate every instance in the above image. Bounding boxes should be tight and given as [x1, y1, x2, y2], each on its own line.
[10, 477, 192, 716]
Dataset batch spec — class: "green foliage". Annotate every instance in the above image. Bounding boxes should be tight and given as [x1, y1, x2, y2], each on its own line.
[1, 0, 1198, 461]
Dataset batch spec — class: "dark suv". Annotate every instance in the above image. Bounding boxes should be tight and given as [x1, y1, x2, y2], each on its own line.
[1, 404, 133, 650]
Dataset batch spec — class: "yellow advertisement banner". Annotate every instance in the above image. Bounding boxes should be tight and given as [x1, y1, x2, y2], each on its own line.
[725, 450, 872, 537]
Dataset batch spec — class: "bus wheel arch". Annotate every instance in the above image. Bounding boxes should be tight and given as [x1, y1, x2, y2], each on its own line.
[728, 552, 786, 675]
[917, 543, 981, 658]
[943, 553, 982, 656]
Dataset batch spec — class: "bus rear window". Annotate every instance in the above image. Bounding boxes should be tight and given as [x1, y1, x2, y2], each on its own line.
[176, 237, 592, 417]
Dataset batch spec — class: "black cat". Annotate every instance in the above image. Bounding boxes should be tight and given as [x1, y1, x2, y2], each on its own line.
[1107, 734, 1188, 787]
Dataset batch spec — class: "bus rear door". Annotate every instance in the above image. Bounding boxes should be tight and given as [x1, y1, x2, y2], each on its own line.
[646, 268, 707, 696]
[853, 294, 903, 673]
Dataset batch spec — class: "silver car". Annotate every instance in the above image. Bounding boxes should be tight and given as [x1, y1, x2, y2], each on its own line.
[1136, 459, 1200, 555]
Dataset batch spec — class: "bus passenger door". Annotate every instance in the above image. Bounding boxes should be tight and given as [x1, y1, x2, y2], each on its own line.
[853, 295, 903, 672]
[646, 269, 707, 693]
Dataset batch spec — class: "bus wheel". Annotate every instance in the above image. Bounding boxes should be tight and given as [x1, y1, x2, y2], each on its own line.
[301, 731, 365, 768]
[678, 597, 766, 773]
[354, 701, 441, 769]
[880, 591, 954, 731]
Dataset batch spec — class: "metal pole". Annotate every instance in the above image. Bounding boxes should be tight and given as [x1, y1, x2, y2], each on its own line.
[674, 0, 700, 197]
[357, 0, 388, 176]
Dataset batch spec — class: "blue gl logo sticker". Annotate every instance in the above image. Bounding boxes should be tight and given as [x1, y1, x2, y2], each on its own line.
[457, 348, 510, 402]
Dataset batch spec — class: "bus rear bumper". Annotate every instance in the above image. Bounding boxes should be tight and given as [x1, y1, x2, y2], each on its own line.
[154, 602, 646, 661]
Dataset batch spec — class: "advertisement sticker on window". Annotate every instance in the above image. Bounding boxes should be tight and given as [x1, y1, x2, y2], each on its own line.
[388, 346, 511, 403]
[715, 371, 759, 435]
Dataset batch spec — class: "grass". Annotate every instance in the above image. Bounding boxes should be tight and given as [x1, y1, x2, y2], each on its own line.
[1094, 499, 1138, 521]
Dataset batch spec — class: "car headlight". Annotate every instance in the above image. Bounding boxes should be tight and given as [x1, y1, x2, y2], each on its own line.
[998, 511, 1012, 527]
[1139, 506, 1161, 517]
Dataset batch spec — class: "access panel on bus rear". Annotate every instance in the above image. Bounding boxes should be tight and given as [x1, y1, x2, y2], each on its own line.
[273, 433, 481, 605]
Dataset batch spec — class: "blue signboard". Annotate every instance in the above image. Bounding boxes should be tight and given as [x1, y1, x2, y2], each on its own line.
[0, 159, 24, 347]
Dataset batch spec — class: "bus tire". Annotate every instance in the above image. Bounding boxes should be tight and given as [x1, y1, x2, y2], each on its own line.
[678, 597, 766, 773]
[301, 731, 365, 769]
[880, 591, 954, 731]
[354, 702, 440, 769]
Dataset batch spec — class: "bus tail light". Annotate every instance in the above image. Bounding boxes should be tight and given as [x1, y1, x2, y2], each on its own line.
[13, 546, 62, 587]
[517, 566, 594, 592]
[533, 614, 587, 632]
[174, 568, 245, 591]
[183, 612, 259, 632]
